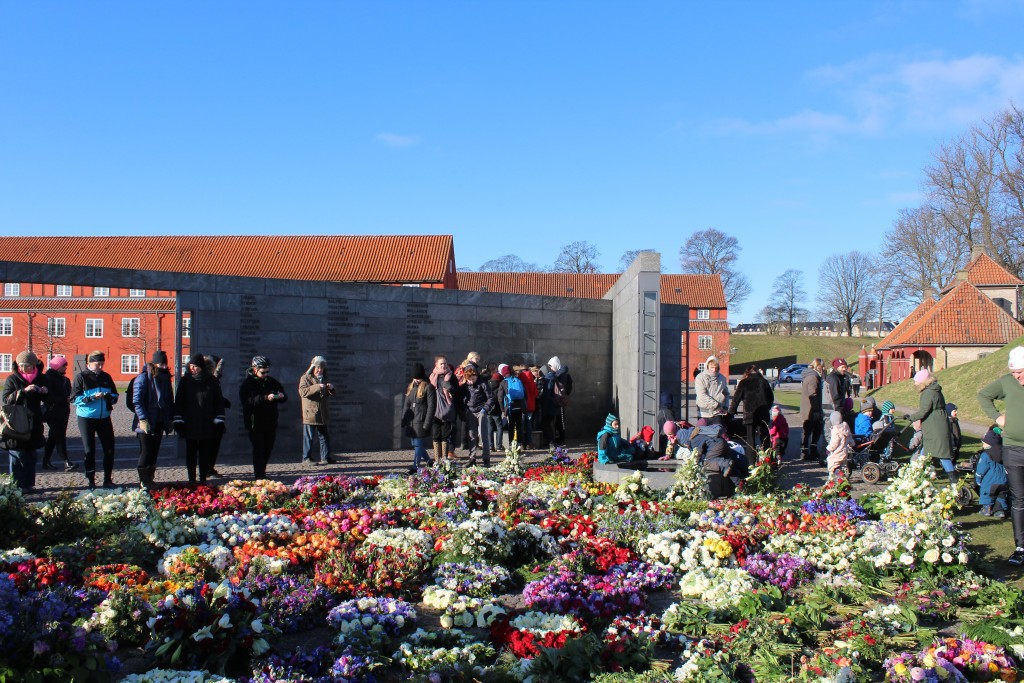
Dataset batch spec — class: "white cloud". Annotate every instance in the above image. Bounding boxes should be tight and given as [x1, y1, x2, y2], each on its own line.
[715, 53, 1024, 137]
[375, 132, 420, 148]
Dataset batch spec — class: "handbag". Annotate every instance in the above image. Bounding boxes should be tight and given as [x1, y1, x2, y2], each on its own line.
[434, 385, 456, 422]
[0, 403, 34, 444]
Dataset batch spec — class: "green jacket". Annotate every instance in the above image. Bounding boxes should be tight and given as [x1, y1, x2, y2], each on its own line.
[908, 381, 951, 461]
[979, 373, 1024, 447]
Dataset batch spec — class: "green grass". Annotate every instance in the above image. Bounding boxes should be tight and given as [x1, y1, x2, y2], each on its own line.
[729, 335, 881, 369]
[868, 333, 1024, 426]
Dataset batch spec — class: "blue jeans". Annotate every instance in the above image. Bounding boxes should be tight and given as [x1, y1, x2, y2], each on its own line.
[303, 424, 331, 462]
[411, 437, 429, 468]
[8, 448, 37, 490]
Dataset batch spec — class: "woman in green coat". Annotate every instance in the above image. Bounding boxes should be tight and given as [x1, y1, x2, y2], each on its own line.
[908, 369, 953, 479]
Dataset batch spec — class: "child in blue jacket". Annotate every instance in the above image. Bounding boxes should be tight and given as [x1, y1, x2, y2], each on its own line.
[597, 414, 635, 464]
[977, 427, 1009, 518]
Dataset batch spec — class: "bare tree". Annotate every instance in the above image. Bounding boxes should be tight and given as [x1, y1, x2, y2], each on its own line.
[767, 269, 807, 335]
[756, 305, 789, 335]
[818, 252, 875, 337]
[27, 313, 67, 362]
[552, 241, 601, 273]
[679, 228, 752, 308]
[880, 206, 968, 302]
[479, 254, 540, 272]
[618, 249, 657, 271]
[121, 317, 161, 373]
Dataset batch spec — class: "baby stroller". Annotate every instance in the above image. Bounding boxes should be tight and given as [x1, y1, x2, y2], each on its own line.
[850, 423, 901, 484]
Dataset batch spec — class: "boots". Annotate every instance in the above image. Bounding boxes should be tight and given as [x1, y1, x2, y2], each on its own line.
[137, 466, 156, 490]
[947, 469, 960, 484]
[102, 469, 114, 489]
[432, 441, 444, 464]
[86, 472, 96, 490]
[42, 454, 55, 470]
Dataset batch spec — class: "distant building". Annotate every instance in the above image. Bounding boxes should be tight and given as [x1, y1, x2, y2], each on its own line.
[868, 247, 1024, 387]
[732, 320, 896, 337]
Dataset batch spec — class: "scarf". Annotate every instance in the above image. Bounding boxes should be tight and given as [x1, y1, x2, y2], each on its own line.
[430, 368, 452, 403]
[19, 366, 39, 384]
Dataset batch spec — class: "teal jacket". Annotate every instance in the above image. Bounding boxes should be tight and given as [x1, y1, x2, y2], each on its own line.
[597, 414, 634, 464]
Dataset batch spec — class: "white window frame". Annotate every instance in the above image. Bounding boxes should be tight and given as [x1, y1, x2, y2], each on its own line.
[698, 335, 713, 350]
[697, 309, 710, 320]
[55, 285, 73, 297]
[129, 289, 146, 297]
[85, 318, 104, 338]
[121, 317, 140, 337]
[182, 318, 192, 339]
[121, 355, 140, 375]
[0, 354, 11, 373]
[0, 318, 11, 336]
[47, 317, 66, 337]
[696, 362, 706, 373]
[4, 283, 20, 297]
[93, 287, 110, 297]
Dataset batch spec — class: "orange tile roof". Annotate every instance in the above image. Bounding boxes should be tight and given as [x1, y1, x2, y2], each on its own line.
[879, 297, 937, 349]
[0, 235, 455, 284]
[454, 272, 728, 308]
[941, 252, 1024, 293]
[883, 282, 1023, 347]
[0, 297, 176, 312]
[690, 320, 731, 332]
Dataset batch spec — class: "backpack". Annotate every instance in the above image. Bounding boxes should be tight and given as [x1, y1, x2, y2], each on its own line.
[0, 403, 33, 444]
[125, 375, 137, 414]
[504, 376, 525, 410]
[552, 378, 570, 407]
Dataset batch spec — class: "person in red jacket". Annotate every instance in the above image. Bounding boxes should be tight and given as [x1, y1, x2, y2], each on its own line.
[768, 404, 790, 459]
[519, 365, 538, 450]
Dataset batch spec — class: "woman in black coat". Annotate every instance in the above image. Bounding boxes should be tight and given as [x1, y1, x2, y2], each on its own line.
[401, 362, 435, 472]
[173, 353, 226, 485]
[2, 351, 48, 491]
[728, 365, 775, 452]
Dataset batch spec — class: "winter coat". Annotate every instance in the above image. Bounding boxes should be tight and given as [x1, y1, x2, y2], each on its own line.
[976, 450, 1009, 507]
[854, 412, 874, 437]
[596, 414, 634, 464]
[487, 376, 504, 416]
[729, 374, 774, 425]
[174, 371, 226, 440]
[497, 376, 527, 415]
[799, 368, 822, 423]
[980, 374, 1024, 448]
[72, 367, 118, 419]
[769, 414, 789, 443]
[825, 422, 853, 472]
[2, 364, 46, 449]
[239, 369, 287, 432]
[694, 370, 729, 419]
[43, 369, 71, 420]
[949, 418, 962, 460]
[541, 365, 573, 413]
[520, 371, 538, 413]
[822, 370, 848, 413]
[463, 376, 494, 415]
[908, 381, 952, 461]
[133, 365, 174, 432]
[298, 372, 334, 426]
[402, 381, 435, 439]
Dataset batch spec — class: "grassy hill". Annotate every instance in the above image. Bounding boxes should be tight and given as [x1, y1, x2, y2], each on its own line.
[730, 334, 881, 369]
[867, 334, 1024, 426]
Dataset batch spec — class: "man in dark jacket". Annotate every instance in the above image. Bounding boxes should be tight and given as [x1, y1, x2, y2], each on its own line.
[173, 353, 226, 485]
[462, 363, 494, 466]
[728, 365, 774, 451]
[799, 359, 824, 461]
[133, 350, 174, 489]
[822, 358, 850, 426]
[2, 351, 48, 491]
[42, 356, 77, 472]
[238, 355, 287, 478]
[72, 350, 119, 488]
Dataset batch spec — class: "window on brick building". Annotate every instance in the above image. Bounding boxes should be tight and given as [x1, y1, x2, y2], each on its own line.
[94, 287, 110, 297]
[698, 335, 713, 350]
[122, 318, 140, 337]
[47, 318, 65, 337]
[129, 289, 146, 297]
[0, 354, 11, 373]
[0, 318, 11, 336]
[3, 283, 19, 297]
[121, 355, 140, 375]
[182, 318, 192, 338]
[697, 309, 710, 320]
[56, 285, 73, 297]
[85, 319, 104, 337]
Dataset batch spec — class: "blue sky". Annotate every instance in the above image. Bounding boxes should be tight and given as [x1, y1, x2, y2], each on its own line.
[3, 1, 1024, 319]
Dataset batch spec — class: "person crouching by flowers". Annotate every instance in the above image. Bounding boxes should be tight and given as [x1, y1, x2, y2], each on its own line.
[977, 427, 1009, 519]
[768, 404, 789, 458]
[597, 414, 635, 464]
[2, 350, 48, 491]
[825, 411, 853, 479]
[401, 363, 435, 473]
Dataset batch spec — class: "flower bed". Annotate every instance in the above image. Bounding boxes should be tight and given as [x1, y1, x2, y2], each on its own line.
[0, 449, 1020, 682]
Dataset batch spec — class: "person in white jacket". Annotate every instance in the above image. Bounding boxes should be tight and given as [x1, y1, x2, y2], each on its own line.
[695, 355, 729, 425]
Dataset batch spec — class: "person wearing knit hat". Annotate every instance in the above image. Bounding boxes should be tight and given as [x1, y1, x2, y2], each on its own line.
[42, 355, 78, 472]
[979, 347, 1024, 564]
[132, 348, 174, 489]
[977, 427, 1009, 518]
[596, 414, 635, 464]
[908, 364, 954, 484]
[2, 350, 48, 490]
[947, 402, 962, 464]
[173, 351, 227, 485]
[72, 349, 119, 489]
[402, 362, 435, 472]
[299, 355, 338, 466]
[238, 353, 287, 478]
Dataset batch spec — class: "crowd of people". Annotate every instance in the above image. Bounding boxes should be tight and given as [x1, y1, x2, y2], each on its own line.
[400, 354, 573, 473]
[0, 349, 347, 491]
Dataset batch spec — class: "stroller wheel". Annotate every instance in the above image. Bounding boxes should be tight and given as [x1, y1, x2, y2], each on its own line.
[954, 485, 974, 508]
[862, 462, 882, 484]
